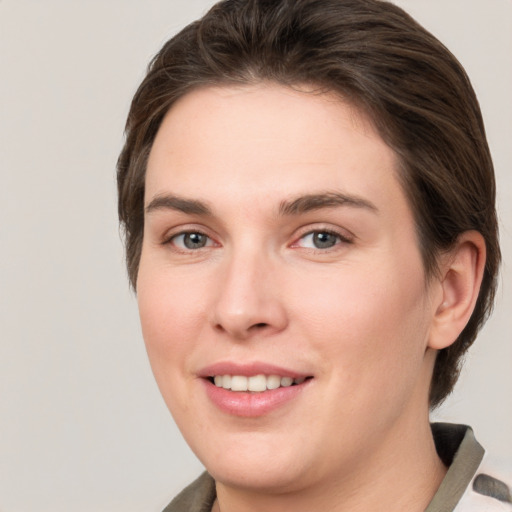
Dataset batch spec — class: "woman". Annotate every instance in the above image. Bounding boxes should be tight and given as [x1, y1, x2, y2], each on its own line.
[117, 1, 509, 510]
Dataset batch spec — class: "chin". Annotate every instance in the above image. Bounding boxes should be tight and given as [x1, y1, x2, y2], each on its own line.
[208, 458, 311, 494]
[187, 428, 320, 494]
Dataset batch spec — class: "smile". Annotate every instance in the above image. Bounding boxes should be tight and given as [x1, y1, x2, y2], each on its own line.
[211, 374, 308, 392]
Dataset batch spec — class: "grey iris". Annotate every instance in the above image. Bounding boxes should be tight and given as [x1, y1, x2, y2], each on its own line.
[184, 233, 208, 249]
[313, 232, 338, 248]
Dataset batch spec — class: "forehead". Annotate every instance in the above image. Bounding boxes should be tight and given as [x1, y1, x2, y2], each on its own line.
[145, 83, 406, 220]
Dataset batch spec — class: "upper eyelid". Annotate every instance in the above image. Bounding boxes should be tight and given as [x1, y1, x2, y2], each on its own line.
[295, 231, 350, 246]
[292, 224, 354, 242]
[287, 228, 354, 253]
[161, 225, 216, 243]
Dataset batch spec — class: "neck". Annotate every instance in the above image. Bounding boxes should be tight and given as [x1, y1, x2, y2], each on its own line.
[213, 416, 446, 512]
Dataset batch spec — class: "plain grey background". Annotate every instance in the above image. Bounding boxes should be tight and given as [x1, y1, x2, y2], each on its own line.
[1, 1, 510, 510]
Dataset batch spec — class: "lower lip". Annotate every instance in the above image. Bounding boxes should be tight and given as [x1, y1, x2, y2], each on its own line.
[202, 379, 311, 417]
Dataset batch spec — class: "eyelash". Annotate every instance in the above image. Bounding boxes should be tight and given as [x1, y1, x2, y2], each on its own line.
[164, 230, 215, 251]
[163, 227, 352, 252]
[292, 228, 353, 251]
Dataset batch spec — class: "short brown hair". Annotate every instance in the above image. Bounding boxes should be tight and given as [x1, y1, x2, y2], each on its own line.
[117, 0, 500, 407]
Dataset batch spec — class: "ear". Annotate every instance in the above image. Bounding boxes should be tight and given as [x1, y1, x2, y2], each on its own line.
[428, 231, 486, 350]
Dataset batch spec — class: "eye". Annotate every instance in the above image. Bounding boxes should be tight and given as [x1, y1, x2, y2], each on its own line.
[170, 231, 214, 250]
[296, 230, 347, 249]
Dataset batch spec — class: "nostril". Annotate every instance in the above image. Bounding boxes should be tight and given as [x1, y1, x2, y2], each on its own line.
[214, 323, 225, 333]
[211, 321, 269, 336]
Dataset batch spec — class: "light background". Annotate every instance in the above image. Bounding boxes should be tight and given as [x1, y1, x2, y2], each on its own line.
[0, 1, 510, 511]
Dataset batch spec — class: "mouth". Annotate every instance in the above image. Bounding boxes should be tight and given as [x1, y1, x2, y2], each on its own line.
[208, 374, 312, 392]
[199, 363, 314, 416]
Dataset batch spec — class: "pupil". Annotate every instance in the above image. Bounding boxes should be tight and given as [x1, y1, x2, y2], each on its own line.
[184, 233, 206, 249]
[313, 232, 337, 248]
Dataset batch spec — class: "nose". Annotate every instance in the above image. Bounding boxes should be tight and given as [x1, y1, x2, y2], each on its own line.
[210, 247, 288, 340]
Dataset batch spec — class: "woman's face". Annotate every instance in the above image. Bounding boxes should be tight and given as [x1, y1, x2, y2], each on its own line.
[137, 84, 441, 493]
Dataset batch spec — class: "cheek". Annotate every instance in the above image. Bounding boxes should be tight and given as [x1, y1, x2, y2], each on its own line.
[293, 257, 431, 386]
[136, 259, 208, 376]
[136, 275, 206, 424]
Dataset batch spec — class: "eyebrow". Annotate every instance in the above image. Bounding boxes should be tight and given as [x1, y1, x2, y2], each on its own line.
[279, 192, 378, 216]
[145, 194, 212, 216]
[145, 191, 378, 217]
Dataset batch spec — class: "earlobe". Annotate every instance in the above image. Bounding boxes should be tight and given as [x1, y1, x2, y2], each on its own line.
[428, 231, 486, 350]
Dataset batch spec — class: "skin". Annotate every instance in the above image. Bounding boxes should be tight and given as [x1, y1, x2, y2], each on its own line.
[137, 84, 485, 512]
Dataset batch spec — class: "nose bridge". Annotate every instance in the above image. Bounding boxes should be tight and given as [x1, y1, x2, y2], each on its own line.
[211, 237, 286, 339]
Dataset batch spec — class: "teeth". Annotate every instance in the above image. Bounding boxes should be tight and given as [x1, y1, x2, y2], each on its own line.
[222, 375, 232, 390]
[231, 375, 248, 391]
[266, 375, 281, 390]
[280, 377, 293, 387]
[212, 374, 308, 392]
[248, 374, 267, 392]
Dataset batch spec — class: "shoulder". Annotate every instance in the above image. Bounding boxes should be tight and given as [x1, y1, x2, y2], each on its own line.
[427, 423, 511, 511]
[429, 423, 512, 511]
[455, 455, 512, 511]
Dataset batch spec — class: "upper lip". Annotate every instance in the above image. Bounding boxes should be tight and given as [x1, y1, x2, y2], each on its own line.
[198, 361, 311, 379]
